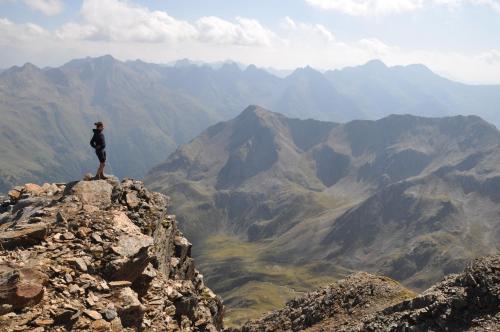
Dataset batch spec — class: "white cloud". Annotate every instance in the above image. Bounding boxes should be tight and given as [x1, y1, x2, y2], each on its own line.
[54, 0, 274, 47]
[56, 0, 196, 43]
[305, 0, 500, 15]
[0, 17, 48, 42]
[477, 49, 500, 64]
[281, 17, 335, 44]
[471, 0, 500, 12]
[304, 0, 424, 16]
[196, 16, 275, 46]
[23, 0, 63, 16]
[1, 0, 500, 84]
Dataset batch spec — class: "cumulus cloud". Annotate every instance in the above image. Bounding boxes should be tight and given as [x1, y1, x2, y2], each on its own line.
[196, 16, 275, 46]
[305, 0, 500, 15]
[56, 0, 196, 43]
[1, 0, 500, 84]
[23, 0, 63, 16]
[54, 0, 275, 47]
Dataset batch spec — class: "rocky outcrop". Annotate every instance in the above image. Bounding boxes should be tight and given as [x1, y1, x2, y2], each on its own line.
[361, 255, 500, 332]
[229, 273, 414, 332]
[229, 255, 499, 332]
[0, 176, 223, 331]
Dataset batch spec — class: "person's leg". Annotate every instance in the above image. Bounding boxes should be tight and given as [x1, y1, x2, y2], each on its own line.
[99, 162, 107, 179]
[99, 150, 107, 179]
[95, 162, 104, 179]
[95, 164, 101, 179]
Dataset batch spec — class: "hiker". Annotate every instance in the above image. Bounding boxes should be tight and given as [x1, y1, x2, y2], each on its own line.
[90, 121, 108, 180]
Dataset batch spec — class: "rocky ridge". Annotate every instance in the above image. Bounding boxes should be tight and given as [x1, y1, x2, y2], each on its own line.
[0, 176, 223, 331]
[230, 255, 499, 332]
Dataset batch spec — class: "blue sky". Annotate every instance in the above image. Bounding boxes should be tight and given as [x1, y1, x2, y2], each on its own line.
[1, 0, 500, 83]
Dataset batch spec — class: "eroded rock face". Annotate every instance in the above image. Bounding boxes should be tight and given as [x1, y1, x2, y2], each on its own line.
[0, 177, 224, 331]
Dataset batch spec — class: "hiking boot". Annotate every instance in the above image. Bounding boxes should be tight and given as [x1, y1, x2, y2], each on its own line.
[100, 174, 108, 180]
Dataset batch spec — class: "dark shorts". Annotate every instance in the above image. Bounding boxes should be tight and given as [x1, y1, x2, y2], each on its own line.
[96, 149, 106, 163]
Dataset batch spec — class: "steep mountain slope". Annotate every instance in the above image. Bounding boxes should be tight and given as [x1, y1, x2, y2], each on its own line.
[146, 106, 500, 324]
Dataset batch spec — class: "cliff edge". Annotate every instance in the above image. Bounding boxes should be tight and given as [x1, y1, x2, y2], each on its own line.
[0, 177, 223, 331]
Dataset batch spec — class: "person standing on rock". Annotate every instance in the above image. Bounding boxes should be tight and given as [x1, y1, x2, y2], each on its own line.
[90, 121, 108, 180]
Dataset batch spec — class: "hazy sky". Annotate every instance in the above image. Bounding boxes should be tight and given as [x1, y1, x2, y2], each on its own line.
[1, 0, 500, 84]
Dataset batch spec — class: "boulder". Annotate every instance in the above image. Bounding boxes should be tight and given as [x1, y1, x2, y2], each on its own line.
[24, 183, 43, 195]
[0, 264, 48, 312]
[104, 212, 154, 282]
[68, 180, 113, 207]
[0, 223, 48, 249]
[7, 189, 21, 201]
[125, 192, 140, 209]
[174, 236, 192, 261]
[113, 287, 145, 328]
[111, 212, 142, 236]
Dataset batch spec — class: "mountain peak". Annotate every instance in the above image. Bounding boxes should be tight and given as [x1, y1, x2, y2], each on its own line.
[63, 55, 119, 69]
[287, 65, 323, 80]
[21, 62, 40, 70]
[219, 61, 241, 73]
[364, 59, 387, 68]
[239, 105, 277, 121]
[2, 62, 42, 77]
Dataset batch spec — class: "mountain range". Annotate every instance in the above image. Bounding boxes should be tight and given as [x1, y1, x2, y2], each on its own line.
[145, 106, 500, 325]
[2, 56, 500, 194]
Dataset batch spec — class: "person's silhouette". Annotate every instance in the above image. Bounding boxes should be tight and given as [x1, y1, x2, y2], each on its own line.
[90, 122, 107, 180]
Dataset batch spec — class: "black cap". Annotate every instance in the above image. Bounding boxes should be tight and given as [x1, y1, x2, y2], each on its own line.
[94, 121, 103, 127]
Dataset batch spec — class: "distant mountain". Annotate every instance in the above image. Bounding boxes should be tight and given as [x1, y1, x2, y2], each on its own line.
[146, 106, 500, 324]
[325, 59, 500, 122]
[0, 56, 216, 192]
[2, 56, 500, 193]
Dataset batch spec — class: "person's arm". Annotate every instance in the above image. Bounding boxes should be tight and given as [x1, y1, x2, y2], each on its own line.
[100, 134, 106, 149]
[90, 135, 97, 148]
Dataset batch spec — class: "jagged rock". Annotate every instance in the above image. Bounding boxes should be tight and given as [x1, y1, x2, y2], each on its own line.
[68, 180, 113, 206]
[105, 212, 154, 282]
[0, 223, 48, 249]
[7, 189, 21, 201]
[231, 255, 500, 332]
[0, 264, 48, 312]
[126, 191, 140, 209]
[84, 309, 103, 320]
[91, 319, 111, 331]
[109, 281, 132, 288]
[359, 255, 500, 332]
[113, 287, 145, 328]
[67, 257, 88, 272]
[0, 178, 224, 331]
[23, 183, 43, 195]
[102, 308, 118, 321]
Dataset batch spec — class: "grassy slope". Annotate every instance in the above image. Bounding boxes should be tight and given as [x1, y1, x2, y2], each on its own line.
[196, 235, 352, 327]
